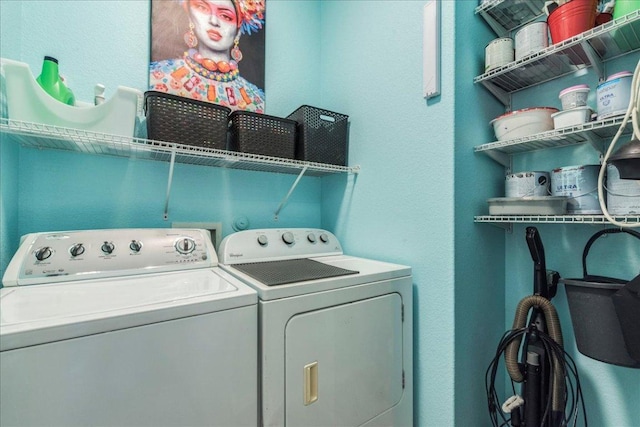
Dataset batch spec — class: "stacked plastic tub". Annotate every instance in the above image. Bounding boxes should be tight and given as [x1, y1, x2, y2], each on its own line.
[552, 84, 592, 129]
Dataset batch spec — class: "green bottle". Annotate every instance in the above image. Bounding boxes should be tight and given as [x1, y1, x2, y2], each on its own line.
[36, 56, 75, 106]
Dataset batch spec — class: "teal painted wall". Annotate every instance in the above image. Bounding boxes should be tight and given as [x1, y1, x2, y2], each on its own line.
[452, 2, 509, 423]
[0, 0, 324, 279]
[505, 53, 640, 426]
[318, 1, 640, 425]
[0, 0, 21, 286]
[318, 1, 458, 424]
[1, 0, 639, 425]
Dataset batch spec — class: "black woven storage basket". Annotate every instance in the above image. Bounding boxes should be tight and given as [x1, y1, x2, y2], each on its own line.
[228, 111, 297, 159]
[287, 105, 349, 166]
[144, 91, 231, 149]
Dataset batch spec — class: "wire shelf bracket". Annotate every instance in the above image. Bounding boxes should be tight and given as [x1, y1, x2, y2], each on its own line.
[274, 165, 309, 220]
[163, 150, 177, 220]
[0, 119, 361, 221]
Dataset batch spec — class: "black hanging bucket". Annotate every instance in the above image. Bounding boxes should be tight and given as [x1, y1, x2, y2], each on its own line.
[613, 272, 640, 363]
[560, 228, 640, 368]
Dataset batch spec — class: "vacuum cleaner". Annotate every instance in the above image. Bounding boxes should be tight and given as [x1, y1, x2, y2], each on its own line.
[486, 227, 587, 427]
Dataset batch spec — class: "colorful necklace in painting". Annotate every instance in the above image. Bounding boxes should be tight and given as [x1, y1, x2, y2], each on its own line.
[183, 49, 240, 82]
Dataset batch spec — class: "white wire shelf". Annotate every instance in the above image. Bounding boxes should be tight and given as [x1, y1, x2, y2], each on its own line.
[0, 118, 360, 177]
[475, 214, 640, 224]
[473, 4, 640, 230]
[475, 0, 547, 37]
[474, 115, 633, 166]
[474, 11, 640, 105]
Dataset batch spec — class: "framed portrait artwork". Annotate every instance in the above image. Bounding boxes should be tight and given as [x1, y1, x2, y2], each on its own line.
[149, 0, 266, 113]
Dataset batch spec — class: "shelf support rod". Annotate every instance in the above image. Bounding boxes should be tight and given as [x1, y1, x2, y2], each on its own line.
[477, 10, 508, 37]
[474, 218, 513, 233]
[580, 41, 604, 81]
[480, 80, 511, 108]
[163, 150, 177, 220]
[274, 165, 308, 220]
[482, 149, 511, 168]
[582, 130, 604, 155]
[495, 222, 513, 233]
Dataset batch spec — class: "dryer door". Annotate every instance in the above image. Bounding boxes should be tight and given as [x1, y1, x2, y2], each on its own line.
[285, 293, 404, 426]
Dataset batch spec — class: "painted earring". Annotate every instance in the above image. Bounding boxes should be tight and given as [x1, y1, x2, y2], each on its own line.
[184, 22, 198, 48]
[231, 36, 243, 62]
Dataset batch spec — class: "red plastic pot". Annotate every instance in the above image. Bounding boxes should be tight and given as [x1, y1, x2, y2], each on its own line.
[547, 0, 598, 44]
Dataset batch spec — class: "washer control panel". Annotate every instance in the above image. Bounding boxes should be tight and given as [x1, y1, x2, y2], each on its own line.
[218, 228, 343, 264]
[3, 229, 216, 286]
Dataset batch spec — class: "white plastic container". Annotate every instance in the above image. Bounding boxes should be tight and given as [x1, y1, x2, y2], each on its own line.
[490, 107, 558, 141]
[551, 165, 603, 214]
[606, 164, 640, 214]
[597, 71, 632, 120]
[551, 106, 592, 129]
[485, 38, 514, 72]
[488, 197, 567, 215]
[515, 22, 549, 60]
[0, 58, 142, 137]
[505, 171, 550, 197]
[558, 84, 590, 110]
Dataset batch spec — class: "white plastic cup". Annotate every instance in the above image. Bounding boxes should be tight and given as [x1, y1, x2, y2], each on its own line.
[505, 171, 550, 197]
[551, 165, 602, 214]
[606, 164, 640, 215]
[558, 84, 590, 110]
[515, 22, 549, 60]
[485, 38, 514, 72]
[597, 71, 633, 120]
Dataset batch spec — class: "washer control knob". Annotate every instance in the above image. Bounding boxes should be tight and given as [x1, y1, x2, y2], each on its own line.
[35, 246, 52, 261]
[307, 233, 316, 243]
[129, 240, 142, 253]
[319, 233, 329, 243]
[101, 241, 115, 255]
[175, 237, 196, 254]
[282, 232, 295, 245]
[257, 235, 268, 246]
[69, 243, 85, 257]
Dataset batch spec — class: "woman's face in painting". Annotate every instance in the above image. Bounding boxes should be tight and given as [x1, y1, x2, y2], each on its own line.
[188, 0, 238, 54]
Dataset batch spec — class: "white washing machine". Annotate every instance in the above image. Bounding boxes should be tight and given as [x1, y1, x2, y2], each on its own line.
[218, 228, 413, 427]
[1, 228, 258, 427]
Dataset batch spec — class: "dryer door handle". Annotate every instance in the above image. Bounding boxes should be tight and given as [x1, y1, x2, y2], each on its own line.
[303, 361, 318, 406]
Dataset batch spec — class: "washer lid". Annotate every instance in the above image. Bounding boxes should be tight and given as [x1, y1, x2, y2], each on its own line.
[0, 268, 256, 351]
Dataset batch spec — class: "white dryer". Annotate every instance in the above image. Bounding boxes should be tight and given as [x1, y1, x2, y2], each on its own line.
[218, 228, 413, 427]
[1, 228, 258, 427]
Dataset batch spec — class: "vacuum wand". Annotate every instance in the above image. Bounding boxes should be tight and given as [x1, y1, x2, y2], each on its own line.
[526, 226, 548, 298]
[524, 228, 554, 427]
[487, 227, 583, 427]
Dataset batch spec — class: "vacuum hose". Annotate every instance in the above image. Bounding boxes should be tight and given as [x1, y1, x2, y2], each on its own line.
[505, 295, 565, 412]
